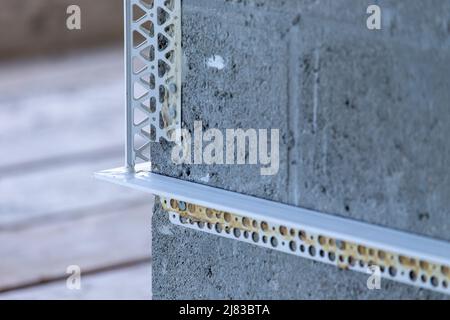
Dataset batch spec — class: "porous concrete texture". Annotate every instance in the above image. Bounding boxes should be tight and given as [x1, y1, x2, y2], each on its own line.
[151, 0, 450, 299]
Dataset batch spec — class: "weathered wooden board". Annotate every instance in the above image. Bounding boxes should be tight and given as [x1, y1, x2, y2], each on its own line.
[0, 263, 151, 300]
[0, 203, 152, 292]
[0, 49, 125, 171]
[0, 0, 123, 59]
[0, 47, 153, 299]
[0, 157, 150, 227]
[0, 48, 123, 96]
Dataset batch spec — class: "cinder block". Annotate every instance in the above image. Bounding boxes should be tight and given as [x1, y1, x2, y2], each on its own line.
[151, 0, 450, 299]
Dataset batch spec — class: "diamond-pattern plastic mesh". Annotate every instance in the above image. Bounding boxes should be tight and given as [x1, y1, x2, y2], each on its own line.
[128, 0, 181, 163]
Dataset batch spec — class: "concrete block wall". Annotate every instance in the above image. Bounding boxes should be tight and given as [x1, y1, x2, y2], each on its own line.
[151, 0, 450, 299]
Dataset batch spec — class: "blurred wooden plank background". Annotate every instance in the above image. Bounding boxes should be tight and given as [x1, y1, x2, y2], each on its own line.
[0, 264, 151, 300]
[0, 48, 153, 299]
[0, 0, 123, 59]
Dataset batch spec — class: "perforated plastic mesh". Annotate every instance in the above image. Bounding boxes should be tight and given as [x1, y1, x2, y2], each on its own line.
[162, 197, 450, 295]
[127, 0, 181, 163]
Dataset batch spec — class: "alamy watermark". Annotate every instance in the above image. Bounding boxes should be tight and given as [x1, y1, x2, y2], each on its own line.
[171, 121, 280, 176]
[64, 4, 381, 31]
[66, 5, 81, 30]
[367, 5, 382, 30]
[66, 265, 81, 290]
[366, 265, 381, 290]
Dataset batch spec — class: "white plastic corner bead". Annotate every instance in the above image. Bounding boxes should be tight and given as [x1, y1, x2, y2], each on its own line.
[125, 0, 181, 166]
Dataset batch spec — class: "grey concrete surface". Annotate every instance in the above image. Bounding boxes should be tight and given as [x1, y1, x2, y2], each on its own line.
[151, 0, 450, 299]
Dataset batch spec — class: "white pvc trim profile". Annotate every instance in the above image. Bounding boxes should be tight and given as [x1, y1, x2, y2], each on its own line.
[95, 165, 450, 295]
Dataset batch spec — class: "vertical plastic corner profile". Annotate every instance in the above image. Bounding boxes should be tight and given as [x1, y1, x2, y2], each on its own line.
[124, 0, 182, 169]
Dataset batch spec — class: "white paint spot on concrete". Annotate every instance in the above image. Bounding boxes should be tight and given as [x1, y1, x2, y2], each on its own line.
[206, 55, 225, 70]
[200, 174, 210, 183]
[159, 225, 173, 236]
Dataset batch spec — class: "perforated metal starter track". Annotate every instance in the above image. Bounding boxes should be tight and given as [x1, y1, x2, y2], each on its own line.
[125, 0, 181, 167]
[164, 198, 450, 295]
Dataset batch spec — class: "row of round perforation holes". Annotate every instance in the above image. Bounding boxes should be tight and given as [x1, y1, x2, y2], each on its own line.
[172, 203, 449, 290]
